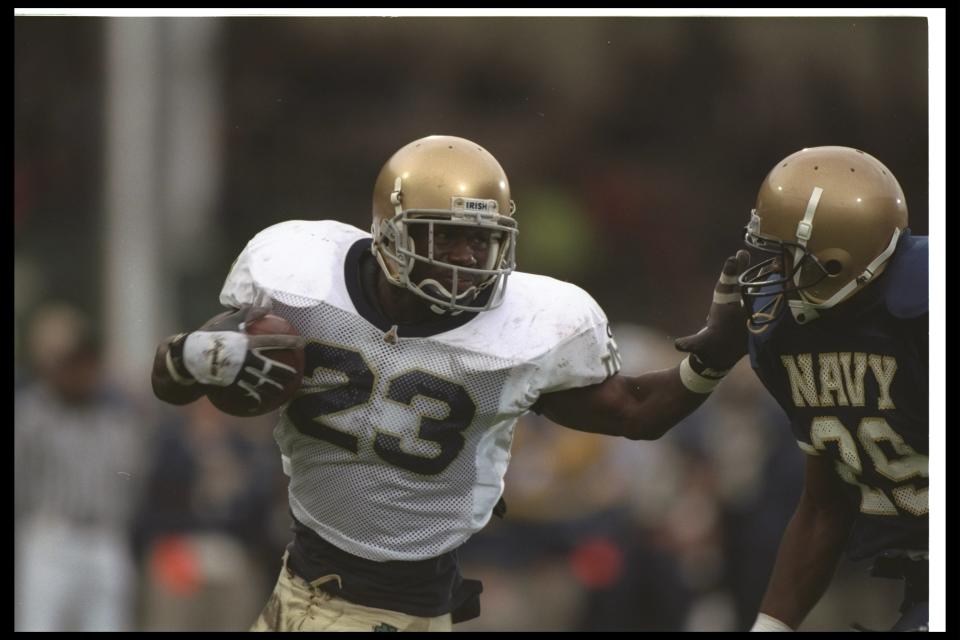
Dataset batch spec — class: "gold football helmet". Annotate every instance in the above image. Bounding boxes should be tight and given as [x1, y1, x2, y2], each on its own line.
[371, 135, 518, 312]
[739, 146, 908, 326]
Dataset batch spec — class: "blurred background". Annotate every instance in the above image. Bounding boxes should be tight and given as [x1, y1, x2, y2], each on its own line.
[14, 12, 938, 632]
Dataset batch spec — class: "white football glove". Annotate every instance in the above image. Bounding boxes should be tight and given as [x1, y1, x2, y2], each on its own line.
[183, 330, 252, 386]
[172, 306, 304, 394]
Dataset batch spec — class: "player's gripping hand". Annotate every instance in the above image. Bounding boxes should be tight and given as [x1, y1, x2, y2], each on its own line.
[170, 305, 305, 400]
[674, 250, 751, 371]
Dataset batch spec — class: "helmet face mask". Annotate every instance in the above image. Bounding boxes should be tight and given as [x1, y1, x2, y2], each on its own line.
[379, 211, 517, 312]
[737, 147, 908, 328]
[740, 210, 833, 329]
[371, 136, 519, 313]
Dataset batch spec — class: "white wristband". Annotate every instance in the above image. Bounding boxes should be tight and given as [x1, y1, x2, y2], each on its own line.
[679, 355, 727, 394]
[182, 331, 249, 386]
[750, 613, 793, 632]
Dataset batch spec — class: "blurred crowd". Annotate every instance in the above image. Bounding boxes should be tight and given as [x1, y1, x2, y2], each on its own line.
[14, 303, 291, 631]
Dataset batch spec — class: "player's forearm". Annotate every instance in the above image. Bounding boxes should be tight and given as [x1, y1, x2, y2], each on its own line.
[612, 366, 711, 440]
[756, 498, 852, 629]
[151, 335, 208, 405]
[537, 362, 718, 440]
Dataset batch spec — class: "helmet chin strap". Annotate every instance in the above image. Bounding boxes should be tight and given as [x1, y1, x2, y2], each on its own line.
[790, 186, 823, 285]
[787, 186, 822, 324]
[391, 177, 404, 215]
[419, 279, 475, 316]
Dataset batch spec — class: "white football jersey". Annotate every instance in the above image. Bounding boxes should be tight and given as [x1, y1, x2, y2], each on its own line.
[220, 220, 620, 561]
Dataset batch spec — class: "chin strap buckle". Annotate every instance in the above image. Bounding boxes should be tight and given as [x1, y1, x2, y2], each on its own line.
[390, 177, 403, 216]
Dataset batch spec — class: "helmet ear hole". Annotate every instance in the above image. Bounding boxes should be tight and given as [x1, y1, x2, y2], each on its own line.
[814, 248, 851, 281]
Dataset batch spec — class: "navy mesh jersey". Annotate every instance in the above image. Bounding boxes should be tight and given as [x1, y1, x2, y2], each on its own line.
[748, 231, 928, 560]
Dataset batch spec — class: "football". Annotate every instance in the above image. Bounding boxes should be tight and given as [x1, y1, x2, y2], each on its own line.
[206, 314, 305, 417]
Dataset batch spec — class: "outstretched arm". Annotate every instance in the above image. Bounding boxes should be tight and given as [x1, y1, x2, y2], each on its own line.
[536, 365, 710, 440]
[536, 251, 751, 440]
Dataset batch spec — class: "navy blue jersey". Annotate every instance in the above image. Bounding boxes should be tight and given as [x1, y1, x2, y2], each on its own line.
[748, 231, 928, 560]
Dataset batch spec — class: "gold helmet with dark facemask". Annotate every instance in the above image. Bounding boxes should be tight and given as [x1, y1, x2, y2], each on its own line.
[739, 146, 908, 327]
[370, 135, 518, 313]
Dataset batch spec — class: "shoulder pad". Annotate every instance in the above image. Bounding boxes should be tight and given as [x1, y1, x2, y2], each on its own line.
[884, 232, 928, 319]
[219, 220, 367, 309]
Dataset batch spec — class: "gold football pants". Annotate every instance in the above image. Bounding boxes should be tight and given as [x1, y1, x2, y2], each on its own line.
[250, 553, 452, 632]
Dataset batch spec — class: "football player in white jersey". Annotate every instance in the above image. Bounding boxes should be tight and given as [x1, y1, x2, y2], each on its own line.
[151, 135, 747, 631]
